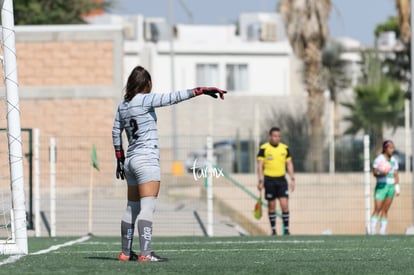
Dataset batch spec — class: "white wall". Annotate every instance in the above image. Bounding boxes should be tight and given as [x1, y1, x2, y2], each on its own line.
[150, 40, 292, 96]
[107, 14, 307, 163]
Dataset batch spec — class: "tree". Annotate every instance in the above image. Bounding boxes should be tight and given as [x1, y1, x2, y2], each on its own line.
[280, 0, 331, 172]
[396, 0, 411, 44]
[12, 0, 114, 25]
[321, 40, 352, 136]
[374, 16, 399, 39]
[392, 1, 411, 98]
[373, 15, 411, 103]
[382, 42, 411, 98]
[342, 78, 404, 150]
[341, 53, 405, 151]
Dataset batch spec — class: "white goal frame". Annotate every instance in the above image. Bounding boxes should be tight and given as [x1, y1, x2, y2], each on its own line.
[0, 0, 28, 255]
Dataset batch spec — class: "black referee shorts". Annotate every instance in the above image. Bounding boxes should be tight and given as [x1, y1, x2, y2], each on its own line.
[264, 176, 289, 200]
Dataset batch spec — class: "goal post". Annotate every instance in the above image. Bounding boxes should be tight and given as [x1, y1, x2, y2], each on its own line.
[0, 0, 28, 255]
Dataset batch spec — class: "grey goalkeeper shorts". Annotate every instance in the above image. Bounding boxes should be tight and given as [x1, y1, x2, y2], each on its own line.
[124, 155, 161, 185]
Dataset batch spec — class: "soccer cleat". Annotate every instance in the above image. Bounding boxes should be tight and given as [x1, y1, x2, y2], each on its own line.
[271, 229, 277, 236]
[284, 231, 290, 236]
[138, 252, 168, 262]
[118, 250, 138, 261]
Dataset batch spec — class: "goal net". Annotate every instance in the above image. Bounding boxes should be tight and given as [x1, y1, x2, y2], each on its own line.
[0, 0, 28, 255]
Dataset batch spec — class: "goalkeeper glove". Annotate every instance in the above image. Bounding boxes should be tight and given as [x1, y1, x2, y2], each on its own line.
[193, 87, 227, 99]
[115, 149, 125, 180]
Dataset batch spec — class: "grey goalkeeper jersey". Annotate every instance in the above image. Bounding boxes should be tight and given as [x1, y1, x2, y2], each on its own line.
[112, 89, 195, 158]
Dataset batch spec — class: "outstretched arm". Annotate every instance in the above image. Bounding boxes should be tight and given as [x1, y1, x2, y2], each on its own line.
[142, 87, 226, 108]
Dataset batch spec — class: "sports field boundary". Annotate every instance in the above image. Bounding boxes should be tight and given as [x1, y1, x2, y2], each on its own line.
[31, 235, 91, 255]
[0, 235, 91, 266]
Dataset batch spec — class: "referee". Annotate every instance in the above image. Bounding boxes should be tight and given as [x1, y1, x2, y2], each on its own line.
[257, 127, 295, 235]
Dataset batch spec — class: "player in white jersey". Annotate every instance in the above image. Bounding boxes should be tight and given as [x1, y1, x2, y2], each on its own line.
[370, 140, 399, 235]
[112, 66, 226, 262]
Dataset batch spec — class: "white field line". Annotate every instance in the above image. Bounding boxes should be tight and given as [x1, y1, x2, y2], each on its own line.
[0, 255, 25, 266]
[82, 239, 325, 247]
[31, 235, 91, 255]
[0, 235, 91, 266]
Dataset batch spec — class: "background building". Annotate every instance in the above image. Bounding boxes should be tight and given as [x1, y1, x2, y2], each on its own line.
[1, 11, 409, 237]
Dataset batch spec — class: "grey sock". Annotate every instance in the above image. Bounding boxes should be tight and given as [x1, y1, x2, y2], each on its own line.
[121, 221, 134, 255]
[137, 197, 157, 256]
[138, 219, 152, 256]
[120, 200, 140, 255]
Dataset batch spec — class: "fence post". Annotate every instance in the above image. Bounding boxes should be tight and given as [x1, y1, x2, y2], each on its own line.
[363, 135, 371, 234]
[34, 128, 41, 237]
[206, 135, 213, 236]
[50, 137, 56, 237]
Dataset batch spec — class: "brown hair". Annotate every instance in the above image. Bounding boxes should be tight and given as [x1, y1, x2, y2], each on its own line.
[124, 66, 152, 102]
[382, 140, 394, 153]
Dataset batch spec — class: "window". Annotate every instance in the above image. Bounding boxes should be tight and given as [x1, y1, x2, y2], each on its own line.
[196, 64, 219, 86]
[226, 64, 248, 91]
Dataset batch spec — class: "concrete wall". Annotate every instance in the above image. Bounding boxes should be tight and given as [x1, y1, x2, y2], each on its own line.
[0, 25, 124, 187]
[211, 172, 414, 235]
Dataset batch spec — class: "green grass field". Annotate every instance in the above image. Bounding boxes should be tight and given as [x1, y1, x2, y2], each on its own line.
[1, 235, 414, 274]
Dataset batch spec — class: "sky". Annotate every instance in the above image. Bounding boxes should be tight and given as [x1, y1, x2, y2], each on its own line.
[111, 0, 397, 46]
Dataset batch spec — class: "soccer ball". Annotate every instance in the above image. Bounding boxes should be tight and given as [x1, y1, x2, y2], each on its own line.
[377, 161, 391, 174]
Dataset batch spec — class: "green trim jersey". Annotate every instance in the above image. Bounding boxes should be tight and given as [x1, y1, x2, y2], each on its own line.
[372, 154, 398, 185]
[257, 142, 291, 177]
[112, 89, 195, 158]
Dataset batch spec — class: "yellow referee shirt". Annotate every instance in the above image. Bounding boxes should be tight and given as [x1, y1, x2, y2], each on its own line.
[257, 142, 291, 177]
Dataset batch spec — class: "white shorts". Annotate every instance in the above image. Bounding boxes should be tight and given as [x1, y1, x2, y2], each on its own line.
[124, 155, 160, 185]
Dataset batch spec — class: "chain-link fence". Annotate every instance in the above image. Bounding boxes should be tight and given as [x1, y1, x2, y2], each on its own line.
[19, 132, 414, 237]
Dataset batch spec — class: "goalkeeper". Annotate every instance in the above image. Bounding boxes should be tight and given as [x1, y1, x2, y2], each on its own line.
[112, 65, 226, 262]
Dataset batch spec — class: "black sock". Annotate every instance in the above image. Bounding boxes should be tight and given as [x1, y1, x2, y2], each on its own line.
[269, 212, 276, 231]
[282, 212, 289, 233]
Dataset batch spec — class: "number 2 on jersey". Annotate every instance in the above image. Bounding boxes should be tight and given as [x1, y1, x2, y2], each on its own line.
[130, 119, 139, 140]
